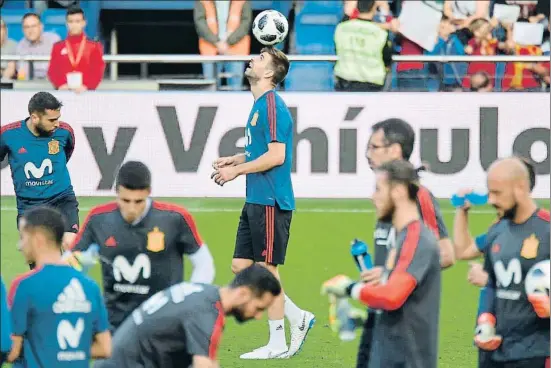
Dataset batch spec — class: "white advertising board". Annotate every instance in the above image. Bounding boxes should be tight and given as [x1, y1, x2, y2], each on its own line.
[1, 92, 549, 198]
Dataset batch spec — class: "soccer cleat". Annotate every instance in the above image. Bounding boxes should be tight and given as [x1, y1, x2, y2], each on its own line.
[285, 310, 316, 357]
[239, 345, 288, 360]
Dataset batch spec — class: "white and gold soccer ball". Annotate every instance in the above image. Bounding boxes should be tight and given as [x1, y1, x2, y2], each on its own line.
[525, 260, 550, 296]
[252, 10, 289, 46]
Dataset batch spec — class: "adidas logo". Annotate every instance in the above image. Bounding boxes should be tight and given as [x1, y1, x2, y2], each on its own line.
[18, 147, 27, 154]
[53, 278, 91, 314]
[276, 325, 283, 331]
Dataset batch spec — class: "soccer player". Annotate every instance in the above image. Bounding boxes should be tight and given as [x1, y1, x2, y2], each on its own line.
[210, 47, 314, 359]
[357, 118, 455, 368]
[66, 160, 215, 332]
[322, 160, 442, 368]
[0, 277, 11, 366]
[475, 157, 549, 368]
[95, 264, 281, 368]
[6, 206, 111, 367]
[0, 91, 79, 268]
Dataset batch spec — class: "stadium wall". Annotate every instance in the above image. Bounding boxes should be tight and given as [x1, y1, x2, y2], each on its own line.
[1, 91, 549, 198]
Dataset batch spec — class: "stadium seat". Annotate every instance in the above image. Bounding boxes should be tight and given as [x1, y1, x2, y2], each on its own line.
[40, 9, 68, 39]
[1, 0, 27, 9]
[294, 1, 343, 55]
[2, 9, 28, 42]
[285, 62, 335, 91]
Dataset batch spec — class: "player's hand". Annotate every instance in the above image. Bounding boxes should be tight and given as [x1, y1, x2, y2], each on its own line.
[211, 166, 239, 186]
[321, 275, 355, 298]
[212, 156, 236, 169]
[62, 232, 77, 251]
[474, 313, 502, 351]
[528, 294, 550, 318]
[360, 267, 383, 286]
[61, 245, 99, 274]
[468, 262, 489, 287]
[73, 85, 88, 94]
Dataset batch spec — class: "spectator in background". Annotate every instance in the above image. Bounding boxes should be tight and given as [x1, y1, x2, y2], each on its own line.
[469, 71, 493, 91]
[1, 18, 17, 80]
[443, 0, 490, 29]
[47, 6, 105, 93]
[334, 0, 393, 91]
[16, 13, 60, 80]
[194, 0, 252, 91]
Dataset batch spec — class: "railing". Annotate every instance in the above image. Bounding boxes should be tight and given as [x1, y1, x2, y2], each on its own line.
[1, 54, 549, 81]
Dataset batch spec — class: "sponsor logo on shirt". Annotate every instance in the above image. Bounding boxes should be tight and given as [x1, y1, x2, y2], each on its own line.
[112, 254, 151, 294]
[24, 158, 54, 186]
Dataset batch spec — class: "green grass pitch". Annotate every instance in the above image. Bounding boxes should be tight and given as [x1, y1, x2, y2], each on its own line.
[1, 196, 548, 367]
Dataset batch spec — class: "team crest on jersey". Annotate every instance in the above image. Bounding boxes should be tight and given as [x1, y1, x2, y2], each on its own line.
[520, 234, 539, 260]
[250, 111, 259, 126]
[147, 227, 165, 252]
[48, 139, 60, 155]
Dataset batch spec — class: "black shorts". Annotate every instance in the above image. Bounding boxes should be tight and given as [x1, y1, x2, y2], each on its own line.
[488, 357, 549, 368]
[356, 310, 376, 368]
[17, 194, 80, 233]
[233, 203, 292, 265]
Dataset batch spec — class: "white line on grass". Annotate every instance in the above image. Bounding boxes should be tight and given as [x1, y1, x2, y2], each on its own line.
[0, 206, 496, 214]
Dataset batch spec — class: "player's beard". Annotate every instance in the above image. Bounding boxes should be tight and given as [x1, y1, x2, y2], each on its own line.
[379, 201, 395, 223]
[229, 305, 252, 324]
[501, 202, 518, 220]
[36, 123, 54, 137]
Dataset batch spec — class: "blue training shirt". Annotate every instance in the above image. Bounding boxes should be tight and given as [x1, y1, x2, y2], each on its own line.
[244, 90, 295, 210]
[0, 276, 12, 355]
[0, 119, 75, 214]
[9, 264, 109, 368]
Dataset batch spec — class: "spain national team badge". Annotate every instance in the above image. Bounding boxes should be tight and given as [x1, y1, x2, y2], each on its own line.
[147, 227, 165, 252]
[250, 111, 259, 126]
[48, 139, 60, 155]
[385, 248, 397, 271]
[521, 234, 539, 259]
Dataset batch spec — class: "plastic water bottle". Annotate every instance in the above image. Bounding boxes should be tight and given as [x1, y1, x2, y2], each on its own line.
[451, 191, 488, 208]
[336, 298, 356, 342]
[350, 239, 373, 272]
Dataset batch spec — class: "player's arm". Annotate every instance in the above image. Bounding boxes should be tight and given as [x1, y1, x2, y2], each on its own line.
[90, 285, 112, 359]
[235, 142, 285, 175]
[453, 206, 484, 260]
[193, 355, 219, 368]
[61, 123, 75, 162]
[176, 210, 215, 284]
[418, 188, 455, 268]
[350, 223, 433, 310]
[0, 132, 9, 162]
[0, 278, 12, 359]
[7, 279, 29, 362]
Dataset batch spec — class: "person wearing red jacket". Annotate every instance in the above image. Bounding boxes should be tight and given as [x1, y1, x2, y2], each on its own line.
[47, 6, 105, 93]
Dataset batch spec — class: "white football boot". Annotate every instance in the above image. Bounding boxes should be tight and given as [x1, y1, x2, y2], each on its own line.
[284, 310, 316, 358]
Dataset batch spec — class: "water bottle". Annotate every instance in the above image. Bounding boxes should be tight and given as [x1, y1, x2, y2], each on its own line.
[336, 298, 356, 342]
[350, 239, 373, 272]
[451, 191, 488, 208]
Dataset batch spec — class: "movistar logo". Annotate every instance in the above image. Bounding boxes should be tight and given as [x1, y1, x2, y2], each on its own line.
[24, 159, 53, 179]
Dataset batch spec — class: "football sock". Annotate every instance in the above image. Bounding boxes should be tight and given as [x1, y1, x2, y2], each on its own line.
[284, 294, 303, 326]
[267, 319, 287, 350]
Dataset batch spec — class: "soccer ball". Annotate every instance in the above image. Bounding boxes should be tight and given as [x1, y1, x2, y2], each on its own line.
[525, 260, 550, 296]
[252, 10, 289, 46]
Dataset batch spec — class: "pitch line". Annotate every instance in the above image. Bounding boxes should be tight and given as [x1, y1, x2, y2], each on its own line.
[0, 206, 496, 214]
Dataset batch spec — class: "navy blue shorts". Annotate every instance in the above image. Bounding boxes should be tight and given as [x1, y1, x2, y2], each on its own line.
[17, 194, 80, 233]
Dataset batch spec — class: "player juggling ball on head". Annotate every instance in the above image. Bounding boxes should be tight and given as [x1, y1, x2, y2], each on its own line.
[210, 47, 314, 360]
[1, 91, 79, 267]
[7, 206, 111, 368]
[476, 157, 549, 368]
[64, 160, 215, 332]
[322, 160, 442, 368]
[95, 264, 282, 368]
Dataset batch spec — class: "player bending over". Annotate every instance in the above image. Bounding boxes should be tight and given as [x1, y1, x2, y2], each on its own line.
[7, 206, 111, 368]
[65, 160, 215, 331]
[323, 160, 442, 368]
[475, 157, 549, 368]
[211, 47, 314, 359]
[1, 92, 79, 268]
[94, 264, 281, 368]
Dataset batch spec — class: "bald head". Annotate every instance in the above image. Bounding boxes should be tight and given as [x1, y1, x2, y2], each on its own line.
[488, 157, 530, 187]
[487, 157, 533, 220]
